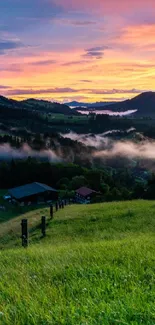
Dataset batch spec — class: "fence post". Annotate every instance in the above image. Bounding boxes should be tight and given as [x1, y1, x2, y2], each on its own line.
[55, 202, 58, 212]
[41, 216, 46, 237]
[59, 201, 62, 209]
[21, 219, 28, 247]
[50, 205, 53, 219]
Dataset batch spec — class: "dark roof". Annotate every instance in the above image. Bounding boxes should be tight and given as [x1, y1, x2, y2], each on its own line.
[76, 187, 97, 197]
[8, 182, 57, 200]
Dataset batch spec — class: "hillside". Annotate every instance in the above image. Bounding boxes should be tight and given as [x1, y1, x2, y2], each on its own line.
[22, 98, 79, 115]
[1, 92, 155, 118]
[99, 92, 155, 115]
[66, 101, 116, 108]
[0, 95, 22, 109]
[0, 95, 78, 115]
[0, 200, 155, 324]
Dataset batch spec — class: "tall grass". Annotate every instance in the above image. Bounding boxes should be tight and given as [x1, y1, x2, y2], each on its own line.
[0, 201, 155, 324]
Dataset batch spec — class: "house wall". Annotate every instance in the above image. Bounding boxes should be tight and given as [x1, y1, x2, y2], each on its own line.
[76, 192, 96, 203]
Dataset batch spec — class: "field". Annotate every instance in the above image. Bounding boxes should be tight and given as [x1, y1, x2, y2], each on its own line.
[0, 200, 155, 324]
[40, 112, 89, 124]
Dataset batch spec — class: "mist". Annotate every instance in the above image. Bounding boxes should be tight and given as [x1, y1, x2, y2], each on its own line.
[61, 130, 155, 169]
[1, 131, 155, 169]
[0, 143, 61, 162]
[94, 139, 155, 160]
[61, 128, 136, 148]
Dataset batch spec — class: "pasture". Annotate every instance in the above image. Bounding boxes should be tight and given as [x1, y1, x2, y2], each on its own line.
[0, 200, 155, 324]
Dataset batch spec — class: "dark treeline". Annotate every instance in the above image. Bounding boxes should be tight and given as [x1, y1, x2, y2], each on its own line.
[1, 101, 155, 136]
[0, 158, 154, 201]
[0, 132, 93, 164]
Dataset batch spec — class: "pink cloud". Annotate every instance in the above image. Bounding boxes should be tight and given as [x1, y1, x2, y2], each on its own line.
[55, 0, 155, 14]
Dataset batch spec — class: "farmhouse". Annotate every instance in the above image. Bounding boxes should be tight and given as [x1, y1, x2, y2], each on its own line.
[75, 187, 98, 203]
[8, 182, 58, 205]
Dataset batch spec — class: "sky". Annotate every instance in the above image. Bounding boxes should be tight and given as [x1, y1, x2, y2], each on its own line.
[0, 0, 155, 103]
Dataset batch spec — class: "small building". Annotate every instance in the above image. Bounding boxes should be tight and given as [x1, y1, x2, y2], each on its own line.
[75, 187, 98, 204]
[8, 182, 58, 205]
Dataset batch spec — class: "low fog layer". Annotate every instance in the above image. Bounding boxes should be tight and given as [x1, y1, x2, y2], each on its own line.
[61, 128, 135, 148]
[0, 143, 61, 162]
[94, 140, 155, 160]
[1, 129, 155, 166]
[61, 130, 155, 163]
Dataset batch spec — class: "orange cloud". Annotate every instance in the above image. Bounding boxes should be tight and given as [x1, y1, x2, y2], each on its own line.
[1, 1, 155, 102]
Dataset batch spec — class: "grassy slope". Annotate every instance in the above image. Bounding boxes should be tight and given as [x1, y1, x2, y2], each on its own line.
[0, 201, 155, 325]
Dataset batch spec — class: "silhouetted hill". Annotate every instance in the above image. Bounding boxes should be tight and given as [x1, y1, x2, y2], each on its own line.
[1, 92, 155, 117]
[102, 92, 155, 115]
[0, 96, 21, 108]
[22, 99, 78, 115]
[0, 96, 78, 115]
[66, 100, 116, 108]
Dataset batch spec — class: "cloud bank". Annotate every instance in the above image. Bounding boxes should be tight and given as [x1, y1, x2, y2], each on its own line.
[0, 143, 61, 162]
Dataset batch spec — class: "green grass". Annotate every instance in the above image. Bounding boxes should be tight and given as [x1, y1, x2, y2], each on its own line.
[40, 112, 88, 124]
[0, 201, 155, 324]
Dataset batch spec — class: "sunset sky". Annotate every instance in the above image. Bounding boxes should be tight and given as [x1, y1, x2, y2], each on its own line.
[0, 0, 155, 102]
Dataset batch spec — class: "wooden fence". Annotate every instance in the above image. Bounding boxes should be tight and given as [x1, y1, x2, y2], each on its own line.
[21, 199, 68, 247]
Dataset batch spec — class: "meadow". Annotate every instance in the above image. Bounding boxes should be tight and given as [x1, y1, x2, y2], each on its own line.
[40, 112, 89, 124]
[0, 200, 155, 324]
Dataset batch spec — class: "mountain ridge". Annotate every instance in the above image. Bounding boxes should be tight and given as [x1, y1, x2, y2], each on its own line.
[0, 91, 155, 116]
[0, 96, 79, 115]
[65, 100, 116, 108]
[96, 91, 155, 114]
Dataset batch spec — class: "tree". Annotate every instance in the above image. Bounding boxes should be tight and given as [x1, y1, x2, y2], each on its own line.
[56, 177, 70, 190]
[85, 169, 102, 190]
[110, 187, 122, 201]
[70, 176, 88, 190]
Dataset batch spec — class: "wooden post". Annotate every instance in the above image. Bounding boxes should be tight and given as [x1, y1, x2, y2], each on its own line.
[59, 201, 62, 209]
[21, 219, 28, 247]
[55, 202, 58, 212]
[50, 205, 53, 219]
[41, 216, 46, 237]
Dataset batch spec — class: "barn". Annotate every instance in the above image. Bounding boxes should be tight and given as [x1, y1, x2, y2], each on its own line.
[8, 182, 58, 205]
[75, 187, 99, 204]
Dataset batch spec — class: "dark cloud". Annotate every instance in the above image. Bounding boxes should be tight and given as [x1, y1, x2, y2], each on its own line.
[62, 60, 89, 66]
[0, 85, 12, 89]
[89, 88, 147, 94]
[6, 87, 147, 97]
[101, 97, 127, 101]
[83, 46, 109, 59]
[85, 51, 103, 59]
[80, 80, 92, 83]
[0, 39, 22, 54]
[70, 20, 96, 26]
[87, 46, 108, 51]
[29, 60, 57, 66]
[55, 18, 97, 26]
[6, 87, 79, 96]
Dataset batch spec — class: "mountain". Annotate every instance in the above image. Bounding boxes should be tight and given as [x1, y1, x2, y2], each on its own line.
[68, 92, 155, 116]
[0, 96, 22, 108]
[21, 99, 79, 115]
[0, 96, 79, 115]
[1, 92, 155, 116]
[101, 92, 155, 115]
[65, 101, 116, 108]
[66, 101, 87, 107]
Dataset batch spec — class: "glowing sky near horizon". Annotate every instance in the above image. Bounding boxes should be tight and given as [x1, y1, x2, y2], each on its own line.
[0, 0, 155, 102]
